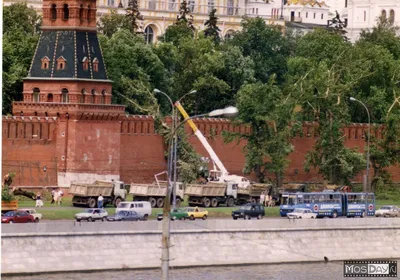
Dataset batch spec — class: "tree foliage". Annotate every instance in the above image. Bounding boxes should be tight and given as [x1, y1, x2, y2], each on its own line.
[97, 10, 131, 38]
[3, 3, 41, 114]
[126, 0, 144, 33]
[224, 80, 300, 187]
[204, 9, 221, 45]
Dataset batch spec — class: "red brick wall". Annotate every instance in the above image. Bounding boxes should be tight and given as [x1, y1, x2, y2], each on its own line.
[2, 116, 399, 187]
[119, 116, 166, 184]
[2, 116, 58, 186]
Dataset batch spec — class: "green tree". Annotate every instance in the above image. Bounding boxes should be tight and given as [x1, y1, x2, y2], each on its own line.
[204, 9, 221, 45]
[359, 16, 400, 59]
[97, 10, 131, 38]
[99, 30, 167, 113]
[289, 59, 367, 184]
[160, 21, 194, 46]
[176, 0, 195, 30]
[229, 17, 293, 83]
[224, 80, 300, 187]
[126, 0, 144, 33]
[3, 4, 41, 113]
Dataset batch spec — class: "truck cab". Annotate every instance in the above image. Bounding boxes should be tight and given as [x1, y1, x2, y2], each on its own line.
[225, 182, 238, 199]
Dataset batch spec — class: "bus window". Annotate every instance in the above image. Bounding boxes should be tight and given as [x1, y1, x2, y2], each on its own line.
[355, 194, 365, 203]
[304, 194, 311, 204]
[367, 194, 374, 203]
[317, 194, 326, 203]
[333, 194, 341, 203]
[297, 196, 304, 204]
[310, 195, 316, 203]
[288, 196, 297, 205]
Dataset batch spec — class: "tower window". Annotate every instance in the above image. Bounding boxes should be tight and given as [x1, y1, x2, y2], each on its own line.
[389, 10, 395, 24]
[87, 5, 91, 21]
[61, 88, 69, 103]
[101, 90, 106, 104]
[41, 56, 50, 69]
[51, 4, 57, 20]
[33, 88, 40, 103]
[82, 57, 89, 71]
[93, 58, 99, 72]
[47, 93, 54, 102]
[381, 10, 387, 20]
[63, 4, 69, 20]
[80, 89, 86, 103]
[91, 89, 96, 104]
[79, 5, 84, 21]
[57, 56, 66, 70]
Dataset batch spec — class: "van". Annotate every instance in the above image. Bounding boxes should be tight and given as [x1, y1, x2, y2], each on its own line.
[116, 201, 151, 220]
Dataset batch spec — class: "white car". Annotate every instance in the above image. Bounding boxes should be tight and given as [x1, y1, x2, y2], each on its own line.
[75, 208, 108, 222]
[375, 206, 400, 217]
[287, 208, 316, 219]
[19, 209, 43, 223]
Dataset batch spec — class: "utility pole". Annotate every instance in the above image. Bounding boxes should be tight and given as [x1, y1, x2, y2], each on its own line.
[350, 97, 371, 193]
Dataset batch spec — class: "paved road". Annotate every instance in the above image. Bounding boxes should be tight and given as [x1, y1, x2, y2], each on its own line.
[3, 217, 399, 234]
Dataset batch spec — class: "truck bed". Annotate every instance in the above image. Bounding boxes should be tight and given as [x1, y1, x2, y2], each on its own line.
[185, 183, 226, 197]
[129, 184, 167, 197]
[69, 181, 114, 197]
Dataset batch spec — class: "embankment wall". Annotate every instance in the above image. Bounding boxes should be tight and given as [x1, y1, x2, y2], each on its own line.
[2, 224, 399, 275]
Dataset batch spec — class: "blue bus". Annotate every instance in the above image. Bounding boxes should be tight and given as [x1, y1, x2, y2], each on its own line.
[279, 192, 375, 218]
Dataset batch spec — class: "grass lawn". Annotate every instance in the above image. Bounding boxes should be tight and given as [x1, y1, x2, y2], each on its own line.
[14, 196, 400, 220]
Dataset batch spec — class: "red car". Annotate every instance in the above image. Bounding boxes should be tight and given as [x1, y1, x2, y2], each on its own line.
[1, 211, 35, 223]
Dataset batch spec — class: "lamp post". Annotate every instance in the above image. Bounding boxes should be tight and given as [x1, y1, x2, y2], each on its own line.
[154, 89, 197, 209]
[350, 97, 371, 193]
[160, 105, 238, 280]
[280, 0, 285, 20]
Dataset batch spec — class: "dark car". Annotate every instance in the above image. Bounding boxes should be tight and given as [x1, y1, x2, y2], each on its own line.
[1, 211, 35, 224]
[232, 203, 265, 220]
[107, 210, 141, 221]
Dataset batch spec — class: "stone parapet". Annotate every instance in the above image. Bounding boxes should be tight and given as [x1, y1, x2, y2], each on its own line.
[2, 224, 399, 275]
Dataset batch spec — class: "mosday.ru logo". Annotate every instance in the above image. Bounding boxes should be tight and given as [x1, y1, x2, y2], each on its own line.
[344, 261, 397, 277]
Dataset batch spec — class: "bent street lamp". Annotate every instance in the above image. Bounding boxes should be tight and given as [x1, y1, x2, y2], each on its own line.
[161, 105, 239, 280]
[350, 97, 371, 193]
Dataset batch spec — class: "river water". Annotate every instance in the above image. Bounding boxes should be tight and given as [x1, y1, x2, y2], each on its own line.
[3, 262, 394, 280]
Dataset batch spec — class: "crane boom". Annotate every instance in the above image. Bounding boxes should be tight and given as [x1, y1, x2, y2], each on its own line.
[175, 101, 228, 175]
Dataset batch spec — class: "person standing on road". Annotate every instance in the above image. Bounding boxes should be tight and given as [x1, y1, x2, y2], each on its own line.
[58, 189, 64, 205]
[35, 193, 43, 207]
[51, 188, 56, 204]
[98, 194, 104, 208]
[53, 190, 59, 206]
[260, 192, 265, 205]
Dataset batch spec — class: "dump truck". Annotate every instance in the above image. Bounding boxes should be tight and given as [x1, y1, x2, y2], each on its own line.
[70, 180, 127, 208]
[129, 182, 185, 208]
[185, 182, 271, 207]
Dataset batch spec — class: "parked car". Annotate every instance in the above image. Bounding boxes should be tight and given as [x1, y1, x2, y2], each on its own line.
[157, 208, 189, 221]
[107, 210, 141, 221]
[375, 206, 400, 218]
[185, 207, 208, 220]
[75, 208, 108, 222]
[1, 211, 35, 224]
[116, 201, 152, 221]
[232, 203, 265, 220]
[19, 209, 43, 223]
[287, 208, 316, 219]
